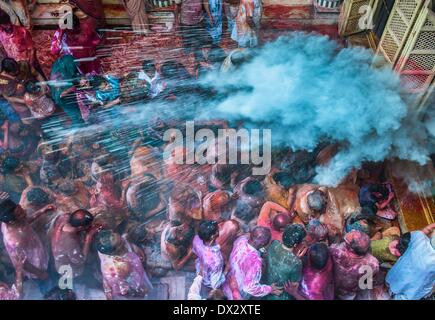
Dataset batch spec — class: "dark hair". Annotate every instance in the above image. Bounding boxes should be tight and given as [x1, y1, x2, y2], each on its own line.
[127, 224, 148, 245]
[307, 190, 327, 213]
[25, 82, 41, 95]
[369, 184, 388, 200]
[142, 60, 155, 74]
[95, 229, 120, 255]
[69, 209, 94, 228]
[72, 14, 80, 31]
[250, 226, 272, 249]
[26, 188, 49, 205]
[233, 200, 255, 222]
[89, 76, 106, 89]
[397, 232, 411, 256]
[273, 172, 293, 190]
[0, 11, 11, 25]
[309, 243, 330, 270]
[1, 155, 20, 173]
[349, 204, 377, 225]
[166, 224, 195, 248]
[198, 220, 219, 242]
[1, 58, 19, 75]
[0, 199, 17, 223]
[242, 179, 263, 195]
[131, 176, 161, 215]
[44, 287, 76, 300]
[282, 224, 306, 248]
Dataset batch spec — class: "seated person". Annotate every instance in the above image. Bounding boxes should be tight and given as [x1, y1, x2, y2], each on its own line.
[89, 75, 121, 109]
[137, 60, 165, 99]
[370, 226, 403, 265]
[359, 182, 397, 221]
[288, 184, 343, 242]
[263, 170, 294, 209]
[386, 223, 435, 300]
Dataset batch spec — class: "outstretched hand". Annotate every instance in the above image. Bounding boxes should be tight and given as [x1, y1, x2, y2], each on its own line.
[283, 281, 299, 295]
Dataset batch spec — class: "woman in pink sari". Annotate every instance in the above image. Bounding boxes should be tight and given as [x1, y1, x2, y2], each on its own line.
[51, 14, 102, 75]
[283, 242, 334, 300]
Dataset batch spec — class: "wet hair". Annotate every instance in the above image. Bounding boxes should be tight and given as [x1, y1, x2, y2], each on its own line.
[166, 224, 195, 248]
[198, 220, 219, 242]
[282, 224, 306, 248]
[127, 224, 148, 246]
[1, 155, 20, 173]
[273, 171, 293, 189]
[309, 243, 330, 270]
[89, 76, 107, 89]
[349, 204, 377, 225]
[272, 213, 291, 231]
[0, 199, 17, 223]
[397, 232, 411, 256]
[242, 179, 263, 195]
[233, 200, 255, 222]
[69, 209, 94, 228]
[307, 190, 327, 213]
[44, 287, 76, 300]
[250, 226, 272, 249]
[1, 58, 19, 75]
[142, 60, 156, 74]
[25, 82, 41, 95]
[26, 188, 49, 205]
[95, 230, 120, 255]
[132, 176, 161, 214]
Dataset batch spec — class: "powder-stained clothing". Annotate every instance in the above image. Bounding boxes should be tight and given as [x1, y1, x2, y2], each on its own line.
[330, 242, 379, 299]
[98, 238, 153, 300]
[300, 257, 334, 300]
[231, 0, 262, 47]
[223, 235, 272, 299]
[265, 240, 303, 300]
[192, 235, 225, 289]
[0, 284, 19, 300]
[1, 222, 49, 279]
[370, 236, 398, 264]
[0, 25, 34, 62]
[204, 0, 223, 44]
[386, 231, 435, 300]
[175, 0, 204, 25]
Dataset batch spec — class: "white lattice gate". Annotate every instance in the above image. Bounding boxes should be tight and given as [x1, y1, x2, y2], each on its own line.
[339, 0, 379, 36]
[395, 6, 435, 93]
[376, 0, 426, 65]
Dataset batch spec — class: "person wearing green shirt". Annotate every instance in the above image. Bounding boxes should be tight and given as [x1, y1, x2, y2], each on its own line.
[265, 223, 306, 300]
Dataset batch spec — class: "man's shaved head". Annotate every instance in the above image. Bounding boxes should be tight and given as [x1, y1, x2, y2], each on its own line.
[272, 213, 291, 231]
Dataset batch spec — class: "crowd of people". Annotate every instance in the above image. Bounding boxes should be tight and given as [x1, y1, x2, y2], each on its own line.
[0, 0, 434, 301]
